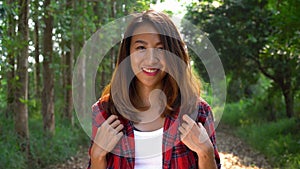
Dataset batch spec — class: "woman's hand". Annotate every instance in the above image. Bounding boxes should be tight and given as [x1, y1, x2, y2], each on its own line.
[91, 115, 124, 162]
[179, 114, 217, 168]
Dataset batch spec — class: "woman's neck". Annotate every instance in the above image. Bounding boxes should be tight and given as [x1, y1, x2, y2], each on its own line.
[133, 116, 165, 132]
[133, 80, 166, 129]
[136, 81, 163, 107]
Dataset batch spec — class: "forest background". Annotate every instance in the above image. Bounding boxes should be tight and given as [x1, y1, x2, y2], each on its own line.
[0, 0, 299, 168]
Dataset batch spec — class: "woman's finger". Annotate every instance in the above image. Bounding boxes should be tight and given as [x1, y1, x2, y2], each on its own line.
[116, 131, 123, 139]
[180, 132, 190, 141]
[182, 114, 195, 124]
[178, 126, 186, 135]
[115, 124, 124, 132]
[105, 115, 118, 125]
[110, 119, 121, 128]
[180, 134, 185, 141]
[181, 122, 191, 131]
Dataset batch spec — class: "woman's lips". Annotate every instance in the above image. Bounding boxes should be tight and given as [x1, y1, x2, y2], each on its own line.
[142, 68, 160, 76]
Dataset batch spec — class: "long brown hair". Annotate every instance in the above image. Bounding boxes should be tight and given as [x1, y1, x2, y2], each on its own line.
[101, 10, 201, 120]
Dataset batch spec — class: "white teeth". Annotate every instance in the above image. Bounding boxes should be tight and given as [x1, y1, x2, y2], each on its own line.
[142, 68, 158, 73]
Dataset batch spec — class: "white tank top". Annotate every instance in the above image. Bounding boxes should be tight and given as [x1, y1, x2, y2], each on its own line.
[134, 127, 163, 169]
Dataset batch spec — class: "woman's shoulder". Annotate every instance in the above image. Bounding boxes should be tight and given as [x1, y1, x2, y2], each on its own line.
[197, 97, 212, 113]
[92, 94, 109, 109]
[92, 94, 110, 120]
[196, 97, 213, 124]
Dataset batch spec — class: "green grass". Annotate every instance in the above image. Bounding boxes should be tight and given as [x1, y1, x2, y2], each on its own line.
[0, 126, 27, 169]
[236, 118, 300, 168]
[221, 101, 300, 169]
[221, 100, 250, 127]
[0, 113, 90, 169]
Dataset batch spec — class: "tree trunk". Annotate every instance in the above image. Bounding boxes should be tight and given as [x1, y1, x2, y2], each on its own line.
[93, 0, 100, 29]
[6, 53, 15, 118]
[15, 0, 30, 156]
[63, 0, 74, 125]
[110, 0, 116, 70]
[33, 0, 41, 98]
[6, 0, 16, 118]
[282, 87, 294, 118]
[61, 41, 66, 97]
[80, 0, 86, 119]
[61, 41, 67, 114]
[42, 0, 55, 136]
[254, 55, 295, 118]
[64, 47, 74, 125]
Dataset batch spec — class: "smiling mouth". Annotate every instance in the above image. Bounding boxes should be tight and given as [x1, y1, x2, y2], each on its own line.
[142, 68, 159, 73]
[142, 67, 160, 76]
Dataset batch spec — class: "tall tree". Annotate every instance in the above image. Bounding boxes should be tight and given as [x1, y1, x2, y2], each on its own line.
[255, 0, 300, 118]
[33, 0, 41, 98]
[42, 0, 55, 135]
[63, 0, 74, 125]
[5, 0, 17, 118]
[184, 0, 266, 101]
[14, 0, 30, 156]
[184, 0, 299, 118]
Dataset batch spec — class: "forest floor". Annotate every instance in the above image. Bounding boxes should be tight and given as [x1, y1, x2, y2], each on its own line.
[46, 123, 272, 169]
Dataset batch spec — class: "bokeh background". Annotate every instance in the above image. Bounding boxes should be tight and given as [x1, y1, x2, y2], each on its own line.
[0, 0, 299, 168]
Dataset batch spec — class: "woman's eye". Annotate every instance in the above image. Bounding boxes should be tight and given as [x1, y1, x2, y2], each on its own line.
[136, 46, 146, 51]
[156, 47, 164, 53]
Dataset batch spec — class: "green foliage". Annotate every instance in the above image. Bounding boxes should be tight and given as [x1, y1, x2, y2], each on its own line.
[283, 153, 300, 169]
[184, 0, 300, 118]
[0, 79, 6, 112]
[29, 117, 89, 168]
[222, 98, 300, 168]
[184, 0, 267, 97]
[222, 76, 286, 123]
[221, 100, 248, 127]
[245, 87, 286, 122]
[0, 117, 27, 169]
[1, 0, 299, 168]
[0, 113, 89, 169]
[295, 91, 300, 119]
[236, 118, 300, 168]
[220, 74, 300, 167]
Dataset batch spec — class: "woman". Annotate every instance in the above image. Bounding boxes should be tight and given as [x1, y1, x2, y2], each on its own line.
[88, 10, 221, 169]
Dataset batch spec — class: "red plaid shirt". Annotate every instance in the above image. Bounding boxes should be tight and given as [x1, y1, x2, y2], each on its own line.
[88, 96, 221, 169]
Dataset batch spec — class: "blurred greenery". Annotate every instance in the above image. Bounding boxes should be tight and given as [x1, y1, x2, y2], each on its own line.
[0, 110, 89, 169]
[0, 0, 154, 168]
[221, 99, 300, 168]
[184, 0, 300, 167]
[0, 0, 299, 168]
[184, 0, 300, 118]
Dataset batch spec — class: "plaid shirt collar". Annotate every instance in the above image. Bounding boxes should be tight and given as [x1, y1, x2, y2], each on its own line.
[111, 109, 181, 168]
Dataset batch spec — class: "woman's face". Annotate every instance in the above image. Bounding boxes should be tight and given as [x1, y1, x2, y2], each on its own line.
[130, 23, 166, 90]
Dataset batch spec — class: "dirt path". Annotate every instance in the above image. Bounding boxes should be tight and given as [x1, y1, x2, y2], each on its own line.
[47, 123, 271, 169]
[216, 124, 271, 169]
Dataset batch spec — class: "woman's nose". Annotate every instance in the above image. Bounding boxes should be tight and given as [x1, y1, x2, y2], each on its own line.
[145, 48, 159, 64]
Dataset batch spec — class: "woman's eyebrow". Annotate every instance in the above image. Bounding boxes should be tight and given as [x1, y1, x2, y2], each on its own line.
[134, 40, 148, 45]
[134, 40, 163, 46]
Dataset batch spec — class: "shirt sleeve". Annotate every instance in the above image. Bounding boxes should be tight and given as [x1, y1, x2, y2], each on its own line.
[87, 99, 110, 169]
[198, 100, 221, 169]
